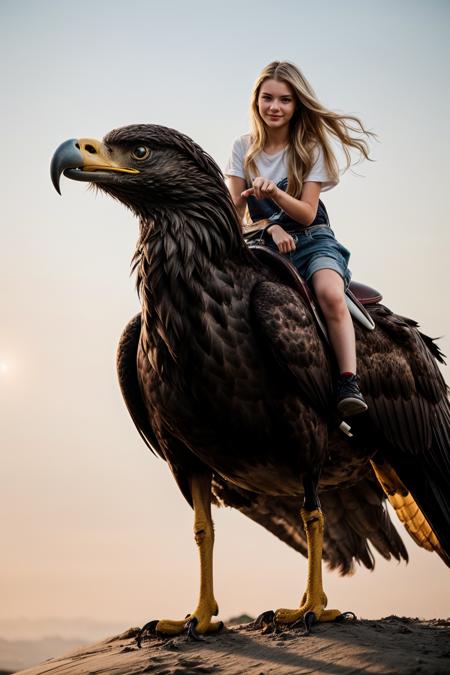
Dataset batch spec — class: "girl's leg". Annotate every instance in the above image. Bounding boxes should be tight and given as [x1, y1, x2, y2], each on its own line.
[311, 269, 355, 373]
[311, 268, 367, 415]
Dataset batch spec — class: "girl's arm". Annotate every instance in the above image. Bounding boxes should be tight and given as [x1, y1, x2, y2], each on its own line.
[226, 176, 247, 224]
[242, 179, 322, 227]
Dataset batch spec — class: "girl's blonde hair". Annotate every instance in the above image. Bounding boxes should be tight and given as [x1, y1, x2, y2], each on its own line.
[245, 61, 374, 198]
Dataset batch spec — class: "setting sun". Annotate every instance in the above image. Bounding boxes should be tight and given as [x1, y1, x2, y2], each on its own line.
[0, 360, 14, 377]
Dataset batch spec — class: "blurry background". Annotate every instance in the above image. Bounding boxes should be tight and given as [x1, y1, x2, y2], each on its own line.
[1, 0, 449, 661]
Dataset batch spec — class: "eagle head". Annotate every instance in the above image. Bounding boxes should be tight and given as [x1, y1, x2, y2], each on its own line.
[51, 124, 228, 219]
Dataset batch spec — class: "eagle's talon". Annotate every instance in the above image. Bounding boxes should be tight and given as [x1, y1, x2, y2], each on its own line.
[304, 611, 316, 633]
[186, 617, 206, 641]
[253, 610, 275, 631]
[290, 617, 306, 631]
[335, 611, 357, 623]
[136, 619, 159, 648]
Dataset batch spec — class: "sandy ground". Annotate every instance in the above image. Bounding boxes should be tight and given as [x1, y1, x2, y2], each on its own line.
[15, 616, 450, 675]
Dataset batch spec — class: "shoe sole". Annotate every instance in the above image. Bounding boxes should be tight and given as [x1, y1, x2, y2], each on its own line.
[337, 397, 368, 417]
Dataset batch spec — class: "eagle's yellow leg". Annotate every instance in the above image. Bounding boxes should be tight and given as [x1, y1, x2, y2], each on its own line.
[156, 473, 222, 636]
[275, 508, 341, 627]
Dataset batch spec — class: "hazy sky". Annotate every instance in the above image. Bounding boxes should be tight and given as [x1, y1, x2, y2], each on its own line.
[1, 0, 449, 632]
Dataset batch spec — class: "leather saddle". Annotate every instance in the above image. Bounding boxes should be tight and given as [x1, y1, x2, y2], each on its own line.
[249, 244, 382, 344]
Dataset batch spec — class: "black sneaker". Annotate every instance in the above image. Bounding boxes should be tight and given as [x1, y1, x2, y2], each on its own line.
[336, 374, 368, 416]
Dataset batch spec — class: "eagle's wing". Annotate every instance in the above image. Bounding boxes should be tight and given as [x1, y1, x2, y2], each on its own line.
[357, 304, 450, 563]
[116, 313, 164, 460]
[117, 314, 213, 506]
[212, 474, 408, 575]
[251, 280, 333, 414]
[251, 282, 450, 565]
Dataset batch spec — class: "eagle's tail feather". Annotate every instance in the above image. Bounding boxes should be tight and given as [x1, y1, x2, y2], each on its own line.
[371, 456, 450, 567]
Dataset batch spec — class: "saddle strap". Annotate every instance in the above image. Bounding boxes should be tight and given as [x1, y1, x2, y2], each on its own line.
[249, 245, 330, 344]
[249, 244, 381, 341]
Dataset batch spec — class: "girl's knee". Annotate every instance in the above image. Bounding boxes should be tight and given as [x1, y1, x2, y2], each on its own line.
[315, 286, 347, 319]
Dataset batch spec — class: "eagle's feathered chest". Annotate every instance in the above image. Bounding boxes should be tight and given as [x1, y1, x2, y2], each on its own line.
[135, 257, 329, 495]
[138, 261, 271, 423]
[132, 213, 332, 493]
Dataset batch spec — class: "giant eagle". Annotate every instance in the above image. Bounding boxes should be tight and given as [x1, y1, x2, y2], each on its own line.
[51, 125, 450, 640]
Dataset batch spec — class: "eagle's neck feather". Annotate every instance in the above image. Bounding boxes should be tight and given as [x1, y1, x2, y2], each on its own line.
[134, 205, 252, 383]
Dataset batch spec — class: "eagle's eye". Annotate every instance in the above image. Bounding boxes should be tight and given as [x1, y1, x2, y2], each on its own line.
[131, 146, 150, 160]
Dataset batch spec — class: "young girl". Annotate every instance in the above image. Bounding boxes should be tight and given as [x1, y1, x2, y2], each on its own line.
[225, 61, 372, 416]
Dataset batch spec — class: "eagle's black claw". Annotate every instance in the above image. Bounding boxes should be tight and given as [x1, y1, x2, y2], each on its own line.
[335, 611, 357, 623]
[136, 619, 159, 648]
[253, 610, 275, 632]
[304, 611, 316, 633]
[290, 617, 305, 630]
[186, 617, 205, 641]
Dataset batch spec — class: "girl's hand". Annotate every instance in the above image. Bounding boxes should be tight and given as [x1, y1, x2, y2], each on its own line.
[241, 176, 279, 200]
[268, 225, 296, 253]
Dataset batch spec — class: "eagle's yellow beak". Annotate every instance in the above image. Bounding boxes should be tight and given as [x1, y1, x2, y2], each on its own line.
[76, 138, 139, 174]
[50, 137, 139, 194]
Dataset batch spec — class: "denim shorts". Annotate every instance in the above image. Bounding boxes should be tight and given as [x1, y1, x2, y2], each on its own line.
[267, 225, 352, 288]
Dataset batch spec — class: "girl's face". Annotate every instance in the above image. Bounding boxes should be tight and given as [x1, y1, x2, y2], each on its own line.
[257, 78, 296, 131]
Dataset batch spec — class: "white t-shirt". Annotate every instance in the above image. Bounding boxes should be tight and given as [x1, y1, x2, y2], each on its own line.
[224, 133, 338, 192]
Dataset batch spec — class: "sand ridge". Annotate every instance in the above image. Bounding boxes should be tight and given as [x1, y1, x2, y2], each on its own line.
[15, 617, 450, 674]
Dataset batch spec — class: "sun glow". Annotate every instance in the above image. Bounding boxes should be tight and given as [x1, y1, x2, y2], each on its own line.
[0, 360, 12, 376]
